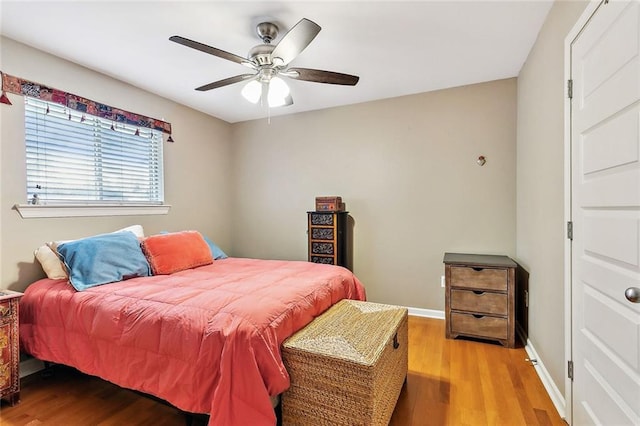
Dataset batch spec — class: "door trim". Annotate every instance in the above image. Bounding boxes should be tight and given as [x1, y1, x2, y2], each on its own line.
[563, 1, 607, 424]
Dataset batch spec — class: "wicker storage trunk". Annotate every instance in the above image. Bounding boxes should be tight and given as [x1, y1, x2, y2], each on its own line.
[282, 299, 408, 425]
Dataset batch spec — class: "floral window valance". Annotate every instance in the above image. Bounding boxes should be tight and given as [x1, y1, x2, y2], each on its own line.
[1, 71, 173, 137]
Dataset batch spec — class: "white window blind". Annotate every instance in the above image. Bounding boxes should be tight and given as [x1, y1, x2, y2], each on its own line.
[24, 97, 164, 205]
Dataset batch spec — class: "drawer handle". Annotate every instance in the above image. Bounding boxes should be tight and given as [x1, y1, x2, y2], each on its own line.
[472, 314, 485, 319]
[472, 267, 484, 272]
[393, 333, 400, 349]
[473, 290, 485, 295]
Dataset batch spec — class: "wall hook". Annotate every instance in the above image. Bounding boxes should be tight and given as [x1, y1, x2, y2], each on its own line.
[477, 155, 486, 166]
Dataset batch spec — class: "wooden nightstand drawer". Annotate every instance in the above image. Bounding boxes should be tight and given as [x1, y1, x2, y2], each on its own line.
[450, 312, 508, 340]
[310, 256, 334, 264]
[450, 266, 508, 291]
[311, 228, 334, 240]
[450, 289, 507, 316]
[310, 213, 334, 226]
[311, 242, 334, 255]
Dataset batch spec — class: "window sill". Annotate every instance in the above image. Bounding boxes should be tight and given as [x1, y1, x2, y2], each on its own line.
[14, 204, 171, 218]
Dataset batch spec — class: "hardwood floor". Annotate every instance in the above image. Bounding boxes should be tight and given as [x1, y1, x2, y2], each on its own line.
[390, 317, 566, 426]
[0, 366, 198, 426]
[1, 316, 566, 425]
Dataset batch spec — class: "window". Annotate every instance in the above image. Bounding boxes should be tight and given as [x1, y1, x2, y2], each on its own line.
[24, 97, 164, 206]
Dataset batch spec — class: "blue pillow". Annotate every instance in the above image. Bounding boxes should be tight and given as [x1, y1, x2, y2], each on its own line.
[57, 231, 150, 291]
[203, 236, 228, 260]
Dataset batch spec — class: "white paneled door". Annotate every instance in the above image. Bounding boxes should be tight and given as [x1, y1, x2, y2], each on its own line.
[571, 0, 640, 424]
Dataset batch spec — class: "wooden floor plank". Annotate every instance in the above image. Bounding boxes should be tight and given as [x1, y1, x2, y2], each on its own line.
[390, 317, 566, 426]
[1, 316, 566, 425]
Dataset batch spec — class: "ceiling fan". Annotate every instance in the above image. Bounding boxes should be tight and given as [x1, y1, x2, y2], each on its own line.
[169, 18, 359, 107]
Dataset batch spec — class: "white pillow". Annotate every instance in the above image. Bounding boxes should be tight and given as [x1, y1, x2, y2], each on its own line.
[34, 245, 67, 279]
[34, 225, 145, 280]
[116, 224, 144, 239]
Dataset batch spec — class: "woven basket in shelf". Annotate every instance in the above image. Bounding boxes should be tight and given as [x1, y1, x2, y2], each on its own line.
[282, 299, 408, 426]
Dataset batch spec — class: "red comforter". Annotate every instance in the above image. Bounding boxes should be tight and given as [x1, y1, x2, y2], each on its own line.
[20, 258, 366, 425]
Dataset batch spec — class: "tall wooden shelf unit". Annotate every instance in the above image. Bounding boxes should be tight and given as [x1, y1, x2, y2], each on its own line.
[307, 211, 348, 268]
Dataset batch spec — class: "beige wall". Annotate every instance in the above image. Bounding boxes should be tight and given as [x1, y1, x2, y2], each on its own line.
[516, 0, 588, 397]
[1, 37, 517, 309]
[0, 37, 233, 291]
[230, 78, 517, 309]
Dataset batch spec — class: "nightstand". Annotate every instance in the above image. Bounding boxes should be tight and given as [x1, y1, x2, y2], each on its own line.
[443, 253, 518, 348]
[307, 211, 349, 267]
[0, 290, 23, 405]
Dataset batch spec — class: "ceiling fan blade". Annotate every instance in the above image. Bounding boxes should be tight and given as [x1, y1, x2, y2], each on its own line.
[170, 35, 255, 68]
[195, 74, 256, 91]
[271, 18, 321, 66]
[286, 68, 359, 86]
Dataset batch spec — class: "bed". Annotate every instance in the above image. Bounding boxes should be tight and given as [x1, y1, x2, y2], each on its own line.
[20, 250, 366, 425]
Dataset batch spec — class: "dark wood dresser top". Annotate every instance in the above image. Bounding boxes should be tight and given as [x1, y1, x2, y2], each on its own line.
[443, 253, 517, 268]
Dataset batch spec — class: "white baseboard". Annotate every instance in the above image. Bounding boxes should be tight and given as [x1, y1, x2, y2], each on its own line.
[523, 337, 566, 419]
[20, 357, 46, 378]
[407, 306, 445, 319]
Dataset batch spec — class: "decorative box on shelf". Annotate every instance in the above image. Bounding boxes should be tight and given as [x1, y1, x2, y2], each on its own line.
[315, 196, 345, 212]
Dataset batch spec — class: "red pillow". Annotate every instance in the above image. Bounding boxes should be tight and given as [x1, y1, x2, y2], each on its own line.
[142, 231, 213, 275]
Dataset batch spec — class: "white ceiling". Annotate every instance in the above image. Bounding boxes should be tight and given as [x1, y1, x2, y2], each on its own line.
[0, 1, 553, 123]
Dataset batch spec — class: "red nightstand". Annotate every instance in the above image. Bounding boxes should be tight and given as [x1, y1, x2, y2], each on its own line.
[0, 290, 24, 405]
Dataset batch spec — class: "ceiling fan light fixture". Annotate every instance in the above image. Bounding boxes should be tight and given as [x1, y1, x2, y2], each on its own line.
[268, 94, 287, 108]
[241, 80, 262, 104]
[269, 76, 290, 97]
[267, 77, 290, 108]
